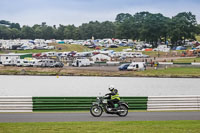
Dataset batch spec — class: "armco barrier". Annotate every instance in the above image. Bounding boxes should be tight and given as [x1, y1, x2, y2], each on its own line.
[147, 95, 200, 111]
[33, 97, 96, 111]
[0, 96, 32, 112]
[2, 96, 199, 112]
[121, 97, 148, 110]
[159, 62, 200, 66]
[33, 97, 148, 111]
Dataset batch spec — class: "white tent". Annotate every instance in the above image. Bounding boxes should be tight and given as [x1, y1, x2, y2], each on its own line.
[91, 54, 111, 62]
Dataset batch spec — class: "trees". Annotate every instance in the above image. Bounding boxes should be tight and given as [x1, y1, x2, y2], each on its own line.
[170, 12, 198, 45]
[10, 28, 20, 39]
[21, 26, 34, 39]
[0, 20, 11, 26]
[42, 26, 56, 40]
[140, 13, 170, 47]
[10, 23, 21, 30]
[64, 25, 79, 39]
[55, 24, 65, 40]
[79, 21, 102, 39]
[115, 16, 134, 39]
[0, 25, 11, 39]
[0, 11, 199, 44]
[100, 21, 116, 39]
[115, 13, 132, 23]
[115, 11, 198, 47]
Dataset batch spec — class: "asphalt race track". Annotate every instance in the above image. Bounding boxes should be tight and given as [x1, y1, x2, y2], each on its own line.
[0, 112, 200, 122]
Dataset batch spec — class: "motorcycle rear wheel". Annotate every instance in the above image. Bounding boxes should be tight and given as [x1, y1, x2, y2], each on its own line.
[117, 105, 128, 117]
[90, 105, 103, 117]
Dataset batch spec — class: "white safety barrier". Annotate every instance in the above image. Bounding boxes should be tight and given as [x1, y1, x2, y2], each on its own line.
[0, 96, 32, 112]
[158, 62, 173, 65]
[191, 63, 200, 65]
[147, 95, 200, 111]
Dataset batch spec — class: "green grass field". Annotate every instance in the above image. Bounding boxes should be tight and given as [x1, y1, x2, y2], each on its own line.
[0, 120, 199, 133]
[173, 57, 200, 63]
[196, 35, 200, 41]
[14, 49, 53, 53]
[0, 44, 91, 54]
[1, 67, 200, 77]
[136, 67, 200, 77]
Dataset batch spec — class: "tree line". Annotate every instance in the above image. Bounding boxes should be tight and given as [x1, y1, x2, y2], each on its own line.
[0, 11, 200, 47]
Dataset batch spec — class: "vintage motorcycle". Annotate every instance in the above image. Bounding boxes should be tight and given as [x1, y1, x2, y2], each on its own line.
[90, 96, 128, 117]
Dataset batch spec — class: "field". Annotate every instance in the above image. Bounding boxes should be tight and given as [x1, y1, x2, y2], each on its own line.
[196, 35, 200, 41]
[0, 43, 188, 59]
[1, 44, 91, 54]
[0, 120, 199, 133]
[136, 67, 200, 78]
[1, 66, 200, 78]
[173, 57, 200, 63]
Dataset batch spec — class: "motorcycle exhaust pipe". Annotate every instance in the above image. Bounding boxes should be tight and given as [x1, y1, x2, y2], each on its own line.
[117, 110, 125, 112]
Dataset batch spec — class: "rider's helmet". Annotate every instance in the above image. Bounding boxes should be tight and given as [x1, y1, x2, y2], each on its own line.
[108, 85, 115, 91]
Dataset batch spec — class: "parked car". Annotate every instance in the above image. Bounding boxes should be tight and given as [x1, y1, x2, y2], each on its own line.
[109, 44, 119, 48]
[134, 53, 143, 58]
[54, 62, 64, 67]
[118, 63, 130, 71]
[140, 54, 150, 58]
[40, 59, 64, 67]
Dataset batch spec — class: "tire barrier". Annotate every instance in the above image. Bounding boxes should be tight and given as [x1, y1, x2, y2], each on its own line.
[33, 97, 148, 111]
[147, 95, 200, 111]
[0, 96, 32, 112]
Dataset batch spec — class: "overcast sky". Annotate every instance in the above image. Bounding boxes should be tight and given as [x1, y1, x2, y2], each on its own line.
[0, 0, 199, 26]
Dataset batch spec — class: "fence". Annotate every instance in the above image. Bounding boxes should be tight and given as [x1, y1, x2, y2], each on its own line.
[0, 96, 199, 112]
[0, 96, 32, 112]
[32, 96, 148, 111]
[158, 62, 200, 66]
[33, 97, 96, 111]
[147, 95, 200, 111]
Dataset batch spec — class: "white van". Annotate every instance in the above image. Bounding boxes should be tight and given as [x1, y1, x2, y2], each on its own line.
[72, 58, 94, 67]
[127, 62, 146, 71]
[16, 59, 33, 67]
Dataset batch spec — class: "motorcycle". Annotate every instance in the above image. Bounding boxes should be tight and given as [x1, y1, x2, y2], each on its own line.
[90, 96, 128, 117]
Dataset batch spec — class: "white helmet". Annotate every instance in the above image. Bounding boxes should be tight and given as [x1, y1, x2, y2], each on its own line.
[108, 85, 115, 91]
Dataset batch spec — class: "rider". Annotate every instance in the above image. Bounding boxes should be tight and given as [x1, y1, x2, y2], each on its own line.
[105, 85, 120, 109]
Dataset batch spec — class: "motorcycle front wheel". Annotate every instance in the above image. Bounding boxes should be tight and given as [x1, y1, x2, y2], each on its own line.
[90, 105, 103, 117]
[117, 105, 128, 117]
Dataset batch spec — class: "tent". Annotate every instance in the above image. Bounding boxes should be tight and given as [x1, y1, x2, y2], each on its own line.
[176, 46, 186, 50]
[91, 54, 111, 62]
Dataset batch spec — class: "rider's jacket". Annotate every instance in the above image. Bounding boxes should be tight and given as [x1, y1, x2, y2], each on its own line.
[107, 89, 120, 100]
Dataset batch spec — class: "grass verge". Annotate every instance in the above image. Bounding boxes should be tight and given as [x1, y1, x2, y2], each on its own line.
[0, 120, 200, 133]
[136, 67, 200, 78]
[135, 67, 200, 78]
[1, 66, 200, 78]
[173, 57, 200, 63]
